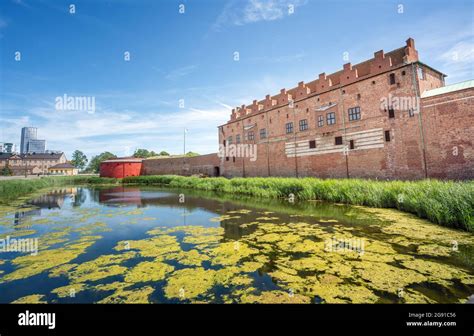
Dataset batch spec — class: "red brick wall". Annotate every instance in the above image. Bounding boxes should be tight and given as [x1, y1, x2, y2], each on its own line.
[219, 66, 430, 179]
[217, 39, 474, 180]
[100, 162, 142, 178]
[421, 88, 474, 179]
[142, 154, 221, 176]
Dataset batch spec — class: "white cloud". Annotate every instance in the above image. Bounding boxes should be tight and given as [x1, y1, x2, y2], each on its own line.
[165, 65, 198, 81]
[437, 40, 474, 81]
[213, 0, 307, 31]
[0, 100, 229, 159]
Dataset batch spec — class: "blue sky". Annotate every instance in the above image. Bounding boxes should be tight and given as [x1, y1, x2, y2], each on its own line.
[1, 0, 473, 160]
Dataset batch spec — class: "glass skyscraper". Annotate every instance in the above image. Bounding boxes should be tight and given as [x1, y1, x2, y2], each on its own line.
[27, 139, 46, 154]
[20, 127, 37, 154]
[20, 127, 46, 154]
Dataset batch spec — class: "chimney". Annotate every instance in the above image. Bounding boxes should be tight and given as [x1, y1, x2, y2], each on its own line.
[403, 37, 419, 63]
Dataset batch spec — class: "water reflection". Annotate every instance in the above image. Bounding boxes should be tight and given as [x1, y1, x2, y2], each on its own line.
[95, 187, 256, 239]
[0, 186, 472, 304]
[12, 188, 80, 227]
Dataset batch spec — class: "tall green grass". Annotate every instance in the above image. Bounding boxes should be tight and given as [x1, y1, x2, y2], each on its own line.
[0, 176, 119, 204]
[123, 175, 474, 231]
[0, 175, 472, 231]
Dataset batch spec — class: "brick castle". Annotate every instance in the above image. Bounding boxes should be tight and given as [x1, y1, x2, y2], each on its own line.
[215, 38, 473, 180]
[126, 38, 473, 180]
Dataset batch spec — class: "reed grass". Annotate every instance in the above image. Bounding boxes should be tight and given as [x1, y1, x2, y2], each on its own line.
[123, 175, 474, 231]
[0, 175, 472, 231]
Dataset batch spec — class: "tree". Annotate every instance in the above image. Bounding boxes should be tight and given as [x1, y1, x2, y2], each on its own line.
[71, 150, 88, 170]
[133, 149, 157, 158]
[86, 152, 117, 173]
[1, 165, 12, 176]
[159, 151, 170, 156]
[185, 151, 200, 157]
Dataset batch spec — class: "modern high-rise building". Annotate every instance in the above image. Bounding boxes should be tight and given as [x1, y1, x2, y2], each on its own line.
[20, 127, 46, 154]
[27, 139, 46, 154]
[20, 127, 38, 154]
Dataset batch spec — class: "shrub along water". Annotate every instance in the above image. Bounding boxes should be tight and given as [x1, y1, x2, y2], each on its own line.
[122, 175, 474, 231]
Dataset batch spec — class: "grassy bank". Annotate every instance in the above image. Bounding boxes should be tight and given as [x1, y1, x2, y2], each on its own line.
[0, 175, 472, 231]
[0, 176, 119, 204]
[123, 175, 474, 231]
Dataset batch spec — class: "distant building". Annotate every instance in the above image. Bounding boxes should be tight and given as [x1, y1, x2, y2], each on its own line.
[0, 143, 15, 153]
[27, 139, 46, 154]
[48, 162, 78, 176]
[20, 127, 47, 154]
[5, 143, 15, 153]
[0, 152, 67, 175]
[20, 127, 37, 154]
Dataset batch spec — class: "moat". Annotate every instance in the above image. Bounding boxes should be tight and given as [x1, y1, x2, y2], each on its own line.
[0, 186, 472, 303]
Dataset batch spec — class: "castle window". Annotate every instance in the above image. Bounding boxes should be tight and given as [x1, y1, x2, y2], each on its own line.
[372, 80, 376, 85]
[309, 140, 316, 149]
[318, 115, 324, 127]
[388, 107, 395, 118]
[286, 122, 294, 134]
[260, 128, 267, 139]
[389, 73, 396, 85]
[349, 140, 355, 149]
[223, 140, 226, 147]
[408, 109, 415, 117]
[226, 157, 229, 161]
[227, 136, 233, 145]
[385, 130, 391, 142]
[357, 93, 361, 100]
[236, 134, 241, 144]
[402, 70, 406, 76]
[327, 112, 336, 125]
[247, 131, 255, 141]
[335, 136, 343, 145]
[299, 119, 308, 131]
[233, 157, 236, 162]
[348, 107, 361, 121]
[417, 67, 425, 80]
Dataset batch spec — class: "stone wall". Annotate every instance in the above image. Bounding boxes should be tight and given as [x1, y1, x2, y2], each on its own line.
[142, 153, 221, 177]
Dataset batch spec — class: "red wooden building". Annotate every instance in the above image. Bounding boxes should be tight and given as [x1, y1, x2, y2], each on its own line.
[99, 158, 143, 178]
